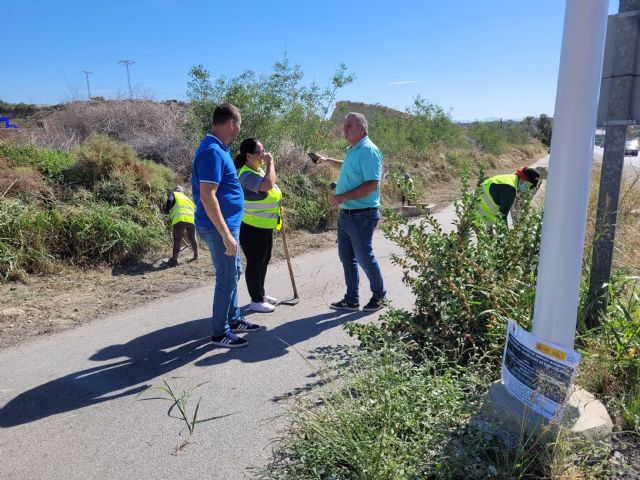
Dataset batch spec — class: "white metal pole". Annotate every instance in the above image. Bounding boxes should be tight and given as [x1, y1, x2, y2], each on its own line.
[532, 0, 608, 349]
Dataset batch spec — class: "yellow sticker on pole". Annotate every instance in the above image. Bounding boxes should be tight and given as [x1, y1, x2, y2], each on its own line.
[536, 342, 567, 361]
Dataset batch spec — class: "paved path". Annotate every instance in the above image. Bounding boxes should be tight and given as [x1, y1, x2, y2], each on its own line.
[0, 204, 460, 480]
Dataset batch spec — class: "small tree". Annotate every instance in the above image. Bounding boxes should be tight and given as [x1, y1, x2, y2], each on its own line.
[185, 56, 354, 154]
[535, 113, 553, 146]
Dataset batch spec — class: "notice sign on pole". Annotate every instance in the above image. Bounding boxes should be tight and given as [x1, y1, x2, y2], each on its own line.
[502, 320, 581, 420]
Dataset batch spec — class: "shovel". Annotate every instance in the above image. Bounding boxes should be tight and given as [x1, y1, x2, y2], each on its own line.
[278, 212, 300, 306]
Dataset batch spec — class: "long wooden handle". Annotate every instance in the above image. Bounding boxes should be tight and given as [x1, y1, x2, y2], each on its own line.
[280, 213, 298, 298]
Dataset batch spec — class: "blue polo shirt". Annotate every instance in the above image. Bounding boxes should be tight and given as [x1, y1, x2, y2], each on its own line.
[336, 136, 384, 209]
[191, 134, 244, 230]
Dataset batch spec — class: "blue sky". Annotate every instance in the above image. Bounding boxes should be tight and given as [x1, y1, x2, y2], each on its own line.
[2, 1, 618, 121]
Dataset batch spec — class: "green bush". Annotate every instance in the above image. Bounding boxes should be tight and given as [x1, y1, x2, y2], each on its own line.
[0, 137, 175, 279]
[348, 177, 542, 362]
[366, 97, 464, 161]
[58, 202, 166, 263]
[576, 276, 640, 430]
[67, 134, 174, 204]
[69, 133, 138, 187]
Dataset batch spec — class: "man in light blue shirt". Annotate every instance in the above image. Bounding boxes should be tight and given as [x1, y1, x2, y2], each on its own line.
[316, 112, 386, 312]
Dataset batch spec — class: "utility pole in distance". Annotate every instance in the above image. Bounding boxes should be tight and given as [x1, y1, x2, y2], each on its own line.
[587, 0, 640, 327]
[83, 71, 93, 99]
[118, 59, 135, 99]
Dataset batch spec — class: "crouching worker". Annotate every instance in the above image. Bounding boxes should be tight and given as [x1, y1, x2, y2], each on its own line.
[477, 166, 541, 225]
[235, 138, 282, 313]
[166, 185, 198, 267]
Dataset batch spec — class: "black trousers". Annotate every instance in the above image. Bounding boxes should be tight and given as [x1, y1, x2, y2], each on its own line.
[240, 222, 274, 303]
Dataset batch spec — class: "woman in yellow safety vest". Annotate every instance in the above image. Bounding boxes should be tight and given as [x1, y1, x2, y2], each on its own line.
[235, 138, 283, 313]
[477, 166, 541, 225]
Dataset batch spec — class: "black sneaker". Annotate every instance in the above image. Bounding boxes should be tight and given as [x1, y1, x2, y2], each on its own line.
[229, 318, 263, 333]
[362, 297, 386, 312]
[329, 299, 360, 311]
[211, 331, 248, 348]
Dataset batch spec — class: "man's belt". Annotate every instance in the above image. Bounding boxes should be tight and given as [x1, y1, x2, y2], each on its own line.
[340, 207, 378, 214]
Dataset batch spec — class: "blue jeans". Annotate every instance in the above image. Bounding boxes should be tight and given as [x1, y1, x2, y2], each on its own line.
[337, 209, 386, 304]
[197, 226, 242, 337]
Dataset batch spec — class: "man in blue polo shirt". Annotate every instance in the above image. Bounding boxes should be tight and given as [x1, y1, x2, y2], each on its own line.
[316, 112, 386, 312]
[192, 103, 262, 348]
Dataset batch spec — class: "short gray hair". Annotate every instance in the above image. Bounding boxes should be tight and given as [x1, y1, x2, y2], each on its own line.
[345, 112, 368, 133]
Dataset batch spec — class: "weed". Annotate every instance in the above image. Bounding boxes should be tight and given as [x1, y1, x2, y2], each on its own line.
[139, 378, 231, 435]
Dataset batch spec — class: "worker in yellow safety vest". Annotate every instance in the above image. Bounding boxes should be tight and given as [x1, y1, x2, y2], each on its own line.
[235, 138, 282, 313]
[477, 167, 541, 225]
[165, 185, 198, 266]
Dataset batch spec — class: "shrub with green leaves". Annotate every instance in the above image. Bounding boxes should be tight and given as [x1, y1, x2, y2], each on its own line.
[348, 176, 543, 363]
[363, 96, 463, 161]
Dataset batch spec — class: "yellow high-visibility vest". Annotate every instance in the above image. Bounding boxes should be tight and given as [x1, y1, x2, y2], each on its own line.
[477, 173, 518, 224]
[238, 165, 282, 230]
[169, 191, 195, 225]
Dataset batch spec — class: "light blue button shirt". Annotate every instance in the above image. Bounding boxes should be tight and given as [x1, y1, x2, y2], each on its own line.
[336, 136, 384, 209]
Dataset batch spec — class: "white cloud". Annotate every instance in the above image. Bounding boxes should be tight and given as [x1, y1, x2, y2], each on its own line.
[389, 80, 416, 85]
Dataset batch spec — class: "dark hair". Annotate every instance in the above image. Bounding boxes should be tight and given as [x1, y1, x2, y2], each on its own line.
[523, 167, 541, 189]
[234, 138, 260, 170]
[212, 102, 240, 126]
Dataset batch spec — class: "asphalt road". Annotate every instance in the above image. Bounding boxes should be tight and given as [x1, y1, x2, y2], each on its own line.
[0, 204, 461, 480]
[593, 146, 640, 174]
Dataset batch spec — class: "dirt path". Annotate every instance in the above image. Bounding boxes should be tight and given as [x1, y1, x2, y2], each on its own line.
[0, 230, 337, 350]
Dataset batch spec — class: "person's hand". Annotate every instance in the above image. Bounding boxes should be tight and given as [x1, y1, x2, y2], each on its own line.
[263, 152, 273, 166]
[329, 194, 343, 208]
[223, 233, 238, 256]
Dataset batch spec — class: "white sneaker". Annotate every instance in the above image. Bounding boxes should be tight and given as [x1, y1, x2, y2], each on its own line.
[249, 301, 275, 313]
[263, 294, 279, 305]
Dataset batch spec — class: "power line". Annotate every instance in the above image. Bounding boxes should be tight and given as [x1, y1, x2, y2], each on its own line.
[83, 71, 93, 99]
[118, 59, 135, 99]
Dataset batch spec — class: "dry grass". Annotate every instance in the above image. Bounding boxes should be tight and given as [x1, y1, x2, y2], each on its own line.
[0, 157, 47, 198]
[26, 100, 195, 179]
[585, 167, 640, 275]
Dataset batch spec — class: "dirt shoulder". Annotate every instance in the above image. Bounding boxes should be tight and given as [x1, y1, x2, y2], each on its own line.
[0, 229, 337, 350]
